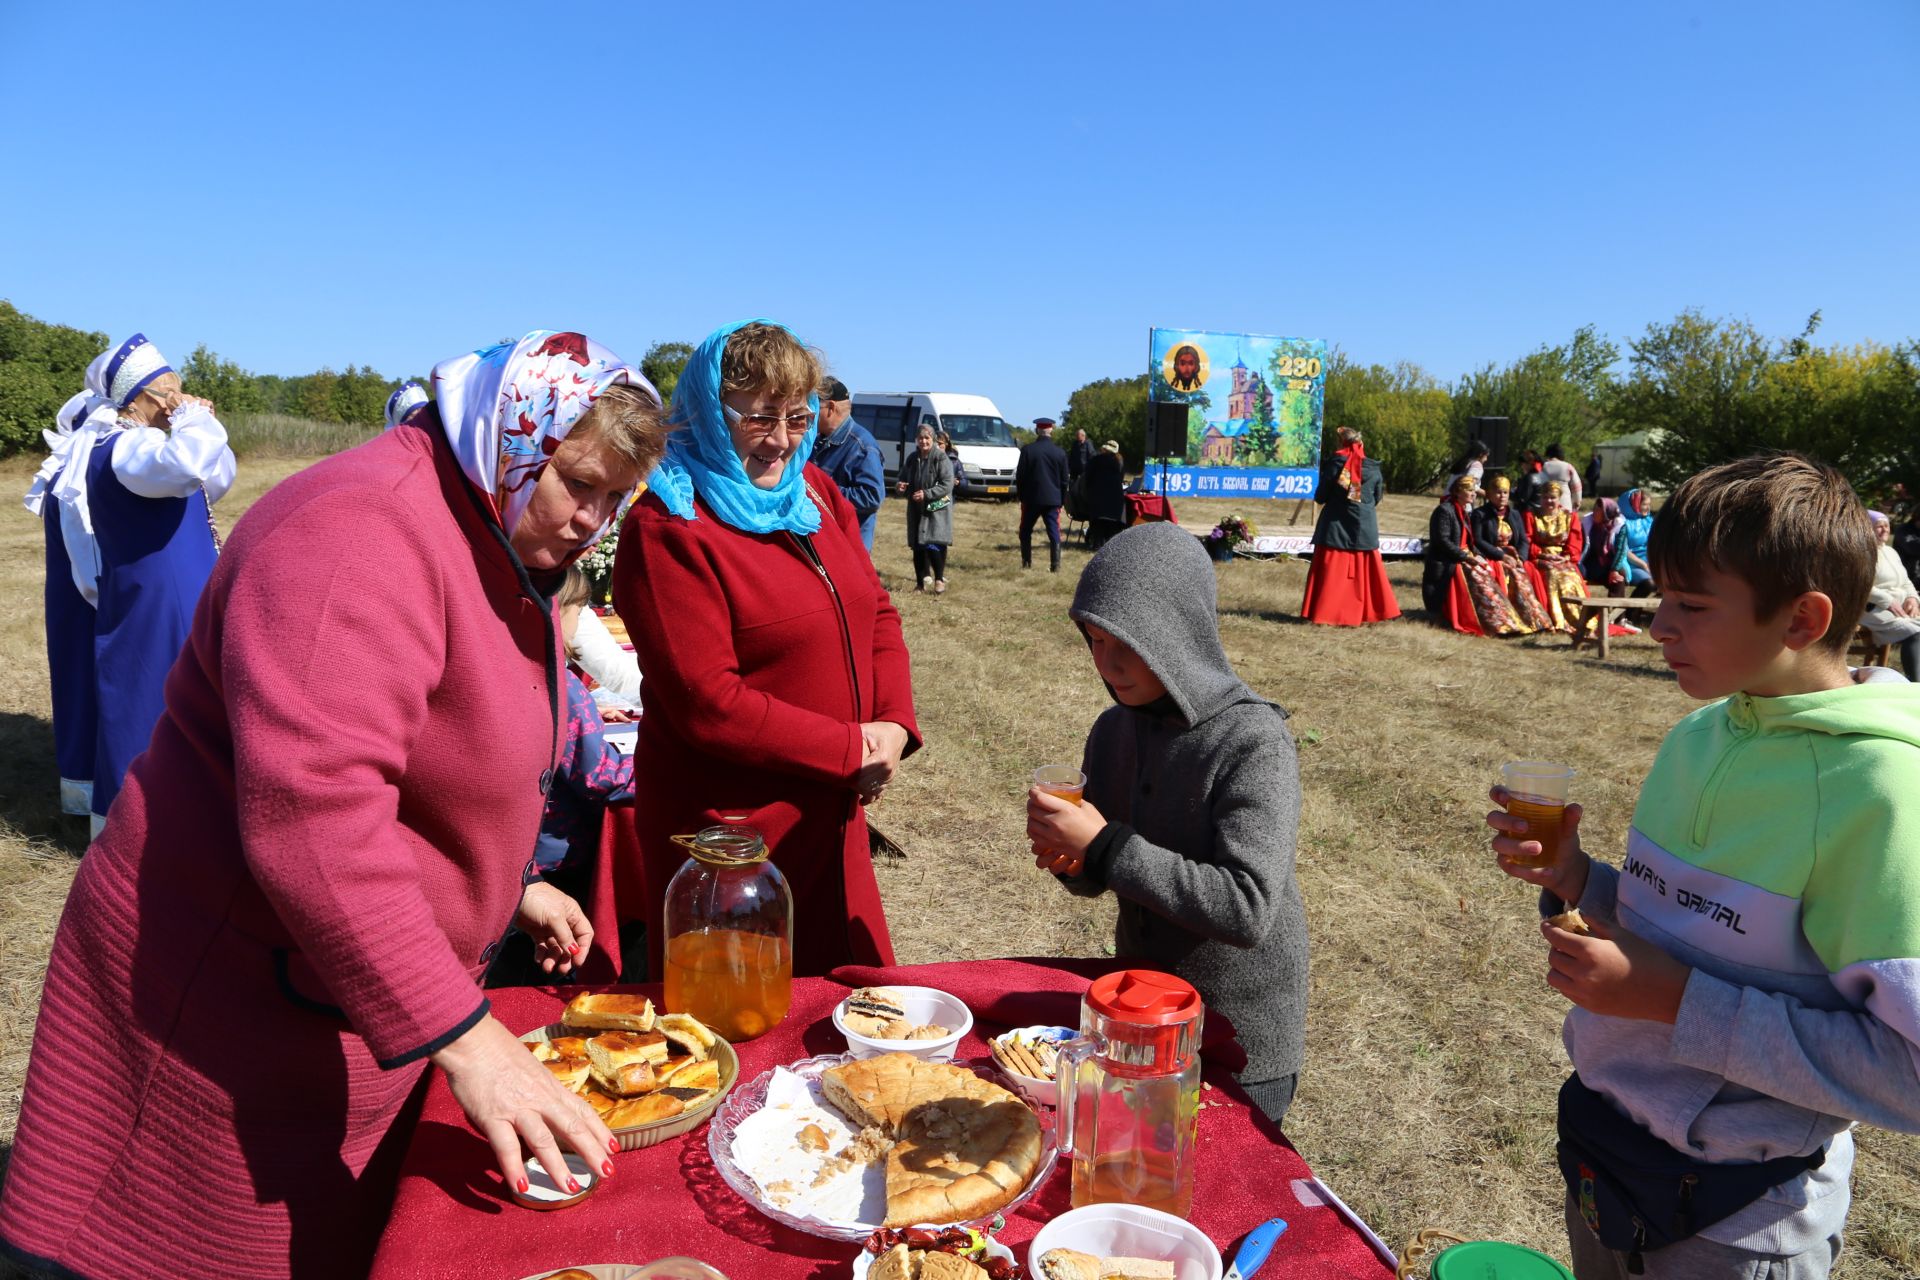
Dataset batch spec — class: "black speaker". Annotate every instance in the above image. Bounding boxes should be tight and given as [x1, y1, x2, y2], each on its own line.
[1469, 416, 1512, 470]
[1149, 401, 1188, 459]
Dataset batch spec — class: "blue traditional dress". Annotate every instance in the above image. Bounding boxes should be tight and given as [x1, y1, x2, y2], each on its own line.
[24, 392, 109, 815]
[72, 335, 236, 833]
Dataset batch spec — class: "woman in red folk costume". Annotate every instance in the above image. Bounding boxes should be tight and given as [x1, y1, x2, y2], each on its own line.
[1301, 426, 1402, 625]
[614, 320, 918, 980]
[0, 331, 668, 1280]
[1525, 479, 1586, 633]
[1423, 473, 1525, 636]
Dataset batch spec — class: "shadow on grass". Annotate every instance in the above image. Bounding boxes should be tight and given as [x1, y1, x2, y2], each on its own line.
[1568, 656, 1680, 683]
[1219, 607, 1311, 627]
[0, 712, 88, 855]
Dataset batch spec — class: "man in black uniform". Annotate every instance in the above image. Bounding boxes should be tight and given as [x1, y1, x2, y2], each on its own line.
[1015, 417, 1071, 571]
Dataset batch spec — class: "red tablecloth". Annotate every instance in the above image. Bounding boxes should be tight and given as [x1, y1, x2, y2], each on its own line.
[1125, 492, 1179, 525]
[368, 960, 1392, 1280]
[574, 804, 641, 985]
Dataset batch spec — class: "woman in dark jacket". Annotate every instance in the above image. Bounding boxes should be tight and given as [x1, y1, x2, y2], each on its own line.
[899, 423, 956, 592]
[1300, 427, 1401, 625]
[1424, 474, 1525, 635]
[1083, 440, 1127, 548]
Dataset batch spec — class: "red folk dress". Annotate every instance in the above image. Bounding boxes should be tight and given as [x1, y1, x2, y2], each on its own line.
[612, 465, 919, 979]
[0, 421, 560, 1279]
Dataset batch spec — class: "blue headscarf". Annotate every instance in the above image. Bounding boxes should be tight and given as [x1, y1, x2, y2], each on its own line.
[647, 319, 822, 536]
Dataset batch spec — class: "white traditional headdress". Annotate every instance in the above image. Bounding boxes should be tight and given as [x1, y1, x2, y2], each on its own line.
[96, 333, 174, 409]
[384, 381, 429, 429]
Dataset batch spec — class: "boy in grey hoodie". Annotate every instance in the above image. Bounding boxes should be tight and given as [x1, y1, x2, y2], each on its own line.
[1028, 523, 1308, 1121]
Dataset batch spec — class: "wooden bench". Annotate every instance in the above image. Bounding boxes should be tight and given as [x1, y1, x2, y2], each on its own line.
[1850, 625, 1894, 669]
[1565, 595, 1661, 660]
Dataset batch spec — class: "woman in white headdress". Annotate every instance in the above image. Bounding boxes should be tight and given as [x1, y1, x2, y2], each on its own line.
[71, 333, 238, 834]
[23, 389, 113, 815]
[385, 379, 429, 428]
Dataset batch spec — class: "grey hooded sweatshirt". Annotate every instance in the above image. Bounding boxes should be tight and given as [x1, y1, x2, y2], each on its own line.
[1063, 523, 1308, 1085]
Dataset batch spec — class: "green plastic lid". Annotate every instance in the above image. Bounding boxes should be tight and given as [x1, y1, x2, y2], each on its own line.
[1429, 1241, 1575, 1280]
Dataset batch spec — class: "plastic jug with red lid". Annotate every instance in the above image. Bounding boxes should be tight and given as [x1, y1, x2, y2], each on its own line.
[1056, 969, 1205, 1219]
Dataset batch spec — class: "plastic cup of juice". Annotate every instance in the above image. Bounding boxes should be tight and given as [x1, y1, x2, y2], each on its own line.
[1500, 761, 1575, 868]
[1033, 764, 1087, 805]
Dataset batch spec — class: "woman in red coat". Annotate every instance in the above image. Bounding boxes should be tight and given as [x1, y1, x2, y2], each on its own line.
[614, 321, 919, 980]
[0, 332, 668, 1279]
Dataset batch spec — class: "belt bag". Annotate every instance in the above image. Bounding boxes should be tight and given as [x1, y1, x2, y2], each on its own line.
[1556, 1074, 1824, 1273]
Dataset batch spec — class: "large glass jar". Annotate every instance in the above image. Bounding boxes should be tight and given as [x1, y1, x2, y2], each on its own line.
[662, 824, 793, 1042]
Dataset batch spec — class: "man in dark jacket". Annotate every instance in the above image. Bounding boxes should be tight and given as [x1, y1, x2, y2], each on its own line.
[1067, 426, 1094, 489]
[1015, 417, 1070, 571]
[810, 377, 885, 553]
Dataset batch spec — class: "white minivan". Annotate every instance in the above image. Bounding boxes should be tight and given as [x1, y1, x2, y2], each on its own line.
[849, 392, 1021, 499]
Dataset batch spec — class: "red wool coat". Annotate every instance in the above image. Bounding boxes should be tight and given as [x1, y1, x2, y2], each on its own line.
[0, 421, 560, 1279]
[613, 465, 919, 979]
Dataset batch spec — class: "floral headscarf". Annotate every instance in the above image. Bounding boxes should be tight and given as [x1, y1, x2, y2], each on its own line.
[647, 319, 823, 537]
[431, 330, 658, 551]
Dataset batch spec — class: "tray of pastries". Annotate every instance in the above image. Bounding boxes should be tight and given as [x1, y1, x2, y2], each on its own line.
[522, 994, 738, 1151]
[709, 1050, 1057, 1242]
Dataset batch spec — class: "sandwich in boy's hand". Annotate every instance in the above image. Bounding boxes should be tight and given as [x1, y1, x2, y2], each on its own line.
[1547, 907, 1592, 936]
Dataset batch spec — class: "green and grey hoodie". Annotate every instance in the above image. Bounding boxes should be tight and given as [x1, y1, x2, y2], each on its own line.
[1566, 681, 1920, 1254]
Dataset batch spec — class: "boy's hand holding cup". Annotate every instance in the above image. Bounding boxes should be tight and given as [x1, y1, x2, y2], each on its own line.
[1487, 761, 1590, 908]
[1028, 765, 1102, 876]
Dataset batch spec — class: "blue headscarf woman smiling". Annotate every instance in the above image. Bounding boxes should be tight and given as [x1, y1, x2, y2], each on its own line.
[648, 319, 822, 535]
[612, 320, 921, 981]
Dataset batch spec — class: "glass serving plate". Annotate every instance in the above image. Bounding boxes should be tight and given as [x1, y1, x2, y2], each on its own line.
[706, 1051, 1060, 1243]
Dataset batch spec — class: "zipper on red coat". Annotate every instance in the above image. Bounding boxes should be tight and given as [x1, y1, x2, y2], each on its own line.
[788, 532, 864, 722]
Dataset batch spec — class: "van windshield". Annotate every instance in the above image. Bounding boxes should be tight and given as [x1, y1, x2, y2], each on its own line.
[940, 415, 1016, 447]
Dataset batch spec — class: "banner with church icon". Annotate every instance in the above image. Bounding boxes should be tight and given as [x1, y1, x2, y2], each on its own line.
[1143, 327, 1327, 499]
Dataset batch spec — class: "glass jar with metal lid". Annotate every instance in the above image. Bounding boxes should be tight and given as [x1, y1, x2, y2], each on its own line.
[662, 824, 793, 1042]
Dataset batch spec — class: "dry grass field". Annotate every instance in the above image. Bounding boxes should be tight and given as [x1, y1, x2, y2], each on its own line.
[1, 454, 1915, 1276]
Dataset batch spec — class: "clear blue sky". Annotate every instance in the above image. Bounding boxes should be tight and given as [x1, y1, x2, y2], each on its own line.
[3, 2, 1914, 429]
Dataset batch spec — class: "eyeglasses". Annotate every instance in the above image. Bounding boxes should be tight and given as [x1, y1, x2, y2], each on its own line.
[722, 404, 814, 435]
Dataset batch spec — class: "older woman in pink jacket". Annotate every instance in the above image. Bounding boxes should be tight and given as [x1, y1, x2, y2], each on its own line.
[0, 332, 667, 1279]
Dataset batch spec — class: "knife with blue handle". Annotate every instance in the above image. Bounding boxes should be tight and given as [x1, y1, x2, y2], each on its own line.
[1226, 1217, 1288, 1280]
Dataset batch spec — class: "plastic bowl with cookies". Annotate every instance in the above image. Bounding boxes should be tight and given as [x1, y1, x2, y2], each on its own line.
[832, 986, 973, 1062]
[986, 1025, 1075, 1107]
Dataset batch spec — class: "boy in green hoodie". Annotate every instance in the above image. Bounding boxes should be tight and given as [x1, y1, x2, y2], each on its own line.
[1488, 454, 1920, 1278]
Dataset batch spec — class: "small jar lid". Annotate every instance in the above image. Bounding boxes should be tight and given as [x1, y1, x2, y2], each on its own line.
[510, 1153, 598, 1212]
[1430, 1241, 1574, 1280]
[678, 824, 768, 865]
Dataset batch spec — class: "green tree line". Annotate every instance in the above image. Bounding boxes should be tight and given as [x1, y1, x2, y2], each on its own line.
[0, 302, 702, 458]
[1062, 312, 1920, 503]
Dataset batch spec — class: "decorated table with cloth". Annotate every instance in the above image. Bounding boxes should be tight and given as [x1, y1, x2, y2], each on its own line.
[369, 959, 1396, 1280]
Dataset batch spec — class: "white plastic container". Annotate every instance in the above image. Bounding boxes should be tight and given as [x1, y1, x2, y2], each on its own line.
[1027, 1203, 1224, 1280]
[831, 986, 972, 1062]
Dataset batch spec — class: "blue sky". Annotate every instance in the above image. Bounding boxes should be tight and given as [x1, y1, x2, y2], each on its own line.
[2, 2, 1914, 429]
